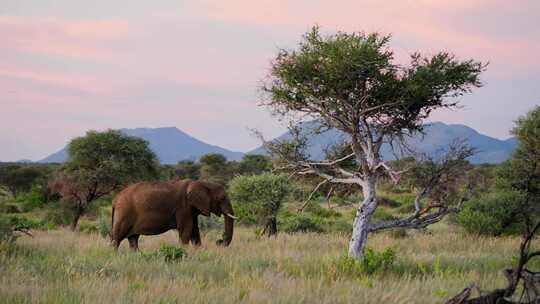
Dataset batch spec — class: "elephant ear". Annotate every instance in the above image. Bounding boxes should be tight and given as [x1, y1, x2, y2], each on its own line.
[186, 181, 211, 216]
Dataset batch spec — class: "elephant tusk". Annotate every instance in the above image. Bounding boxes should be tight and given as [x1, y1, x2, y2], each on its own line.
[225, 213, 238, 220]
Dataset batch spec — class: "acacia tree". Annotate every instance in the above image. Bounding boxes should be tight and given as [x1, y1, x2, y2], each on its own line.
[262, 27, 485, 257]
[49, 130, 158, 230]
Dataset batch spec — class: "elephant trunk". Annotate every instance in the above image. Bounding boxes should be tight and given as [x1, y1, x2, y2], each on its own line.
[218, 199, 234, 246]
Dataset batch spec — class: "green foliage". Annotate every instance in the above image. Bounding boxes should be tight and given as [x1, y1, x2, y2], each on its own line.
[43, 204, 74, 227]
[280, 213, 324, 233]
[456, 190, 528, 236]
[199, 153, 229, 185]
[332, 247, 396, 276]
[78, 220, 98, 234]
[175, 160, 201, 180]
[371, 208, 397, 221]
[377, 196, 401, 208]
[141, 245, 187, 263]
[0, 215, 36, 244]
[238, 154, 271, 175]
[97, 209, 111, 238]
[303, 202, 342, 218]
[263, 26, 485, 135]
[0, 165, 44, 197]
[229, 173, 292, 223]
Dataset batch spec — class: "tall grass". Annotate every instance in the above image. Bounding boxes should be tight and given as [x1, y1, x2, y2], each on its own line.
[0, 223, 521, 304]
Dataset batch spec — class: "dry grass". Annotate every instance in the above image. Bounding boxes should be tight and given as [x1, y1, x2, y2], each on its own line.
[0, 224, 523, 304]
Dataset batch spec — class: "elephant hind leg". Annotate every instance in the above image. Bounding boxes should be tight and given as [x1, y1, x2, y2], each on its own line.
[111, 219, 131, 251]
[191, 216, 201, 246]
[128, 235, 140, 251]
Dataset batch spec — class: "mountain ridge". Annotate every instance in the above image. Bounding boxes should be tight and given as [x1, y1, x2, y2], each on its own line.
[249, 121, 517, 164]
[38, 127, 243, 164]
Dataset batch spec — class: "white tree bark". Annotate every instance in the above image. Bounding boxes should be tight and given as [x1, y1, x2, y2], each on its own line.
[348, 175, 378, 258]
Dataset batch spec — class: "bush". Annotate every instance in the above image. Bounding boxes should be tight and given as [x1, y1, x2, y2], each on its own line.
[0, 216, 37, 244]
[304, 203, 342, 218]
[331, 247, 396, 276]
[229, 173, 292, 236]
[79, 220, 98, 234]
[97, 209, 111, 238]
[455, 190, 528, 236]
[377, 196, 401, 208]
[280, 214, 324, 233]
[142, 245, 187, 263]
[371, 208, 397, 221]
[43, 204, 73, 227]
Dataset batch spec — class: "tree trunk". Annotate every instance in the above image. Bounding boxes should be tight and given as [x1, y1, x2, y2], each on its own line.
[71, 209, 82, 231]
[348, 175, 378, 258]
[263, 216, 278, 237]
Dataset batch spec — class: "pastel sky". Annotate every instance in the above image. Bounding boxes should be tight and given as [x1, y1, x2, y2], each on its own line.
[1, 0, 539, 161]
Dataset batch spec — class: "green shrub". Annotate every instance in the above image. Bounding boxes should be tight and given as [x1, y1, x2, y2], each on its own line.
[0, 216, 37, 244]
[79, 220, 98, 234]
[331, 247, 396, 276]
[377, 196, 401, 208]
[455, 190, 528, 236]
[229, 173, 292, 236]
[396, 202, 416, 214]
[280, 214, 324, 233]
[43, 204, 73, 227]
[97, 209, 111, 238]
[198, 215, 223, 231]
[159, 245, 186, 262]
[304, 203, 342, 218]
[323, 218, 352, 233]
[371, 208, 397, 221]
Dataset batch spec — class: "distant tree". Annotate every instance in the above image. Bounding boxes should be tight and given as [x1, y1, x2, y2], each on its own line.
[238, 154, 271, 175]
[262, 26, 485, 257]
[199, 153, 229, 185]
[229, 173, 291, 236]
[175, 160, 201, 180]
[0, 165, 43, 197]
[49, 130, 159, 230]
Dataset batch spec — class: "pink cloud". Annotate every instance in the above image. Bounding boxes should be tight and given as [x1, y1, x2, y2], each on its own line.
[0, 16, 133, 62]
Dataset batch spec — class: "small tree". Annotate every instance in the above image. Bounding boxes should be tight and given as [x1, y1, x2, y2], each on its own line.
[199, 153, 229, 185]
[229, 173, 291, 236]
[239, 155, 272, 175]
[175, 160, 201, 180]
[49, 130, 158, 230]
[262, 26, 485, 257]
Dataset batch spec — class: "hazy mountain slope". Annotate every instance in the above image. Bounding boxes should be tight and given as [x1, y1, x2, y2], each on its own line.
[39, 127, 243, 164]
[249, 121, 517, 164]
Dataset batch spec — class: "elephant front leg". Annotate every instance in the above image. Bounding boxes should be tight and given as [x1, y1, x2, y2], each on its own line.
[191, 215, 201, 246]
[177, 217, 193, 245]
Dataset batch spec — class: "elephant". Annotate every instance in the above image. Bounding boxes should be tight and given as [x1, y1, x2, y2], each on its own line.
[110, 179, 236, 251]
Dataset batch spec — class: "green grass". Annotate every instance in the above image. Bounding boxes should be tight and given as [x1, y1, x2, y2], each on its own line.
[0, 221, 523, 304]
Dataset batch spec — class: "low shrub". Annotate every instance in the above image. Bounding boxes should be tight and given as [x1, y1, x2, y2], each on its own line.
[0, 216, 37, 244]
[43, 204, 73, 227]
[371, 208, 397, 221]
[455, 190, 528, 236]
[142, 245, 187, 263]
[331, 247, 396, 276]
[377, 196, 401, 208]
[97, 209, 111, 238]
[79, 220, 98, 234]
[304, 203, 342, 218]
[280, 214, 324, 233]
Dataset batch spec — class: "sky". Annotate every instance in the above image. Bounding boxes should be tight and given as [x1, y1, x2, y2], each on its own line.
[1, 0, 539, 161]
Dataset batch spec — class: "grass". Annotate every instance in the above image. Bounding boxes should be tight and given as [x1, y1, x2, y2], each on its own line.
[0, 222, 524, 304]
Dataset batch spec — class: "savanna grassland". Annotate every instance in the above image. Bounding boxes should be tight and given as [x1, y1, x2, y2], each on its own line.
[0, 220, 524, 304]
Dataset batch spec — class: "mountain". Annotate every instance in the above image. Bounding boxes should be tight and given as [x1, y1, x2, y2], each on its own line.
[39, 127, 244, 164]
[249, 121, 518, 164]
